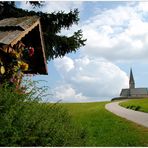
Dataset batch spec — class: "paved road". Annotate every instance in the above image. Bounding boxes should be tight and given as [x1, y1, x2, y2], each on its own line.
[105, 100, 148, 128]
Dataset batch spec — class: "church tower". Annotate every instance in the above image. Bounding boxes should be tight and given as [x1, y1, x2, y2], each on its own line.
[129, 68, 135, 89]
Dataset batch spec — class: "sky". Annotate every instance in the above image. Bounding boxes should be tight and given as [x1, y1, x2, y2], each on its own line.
[17, 1, 148, 102]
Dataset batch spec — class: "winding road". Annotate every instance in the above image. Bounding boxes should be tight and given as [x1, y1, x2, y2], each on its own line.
[105, 100, 148, 128]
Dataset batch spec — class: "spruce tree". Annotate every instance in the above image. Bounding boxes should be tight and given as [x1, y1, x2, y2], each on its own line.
[0, 1, 86, 60]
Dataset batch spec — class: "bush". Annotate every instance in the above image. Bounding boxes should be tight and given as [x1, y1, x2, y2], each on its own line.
[0, 83, 87, 146]
[126, 105, 141, 111]
[135, 106, 140, 111]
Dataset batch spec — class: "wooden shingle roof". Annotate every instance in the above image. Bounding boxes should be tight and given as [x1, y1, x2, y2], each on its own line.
[0, 16, 39, 30]
[0, 16, 40, 45]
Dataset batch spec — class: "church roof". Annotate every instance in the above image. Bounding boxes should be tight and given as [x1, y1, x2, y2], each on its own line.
[130, 88, 148, 95]
[120, 88, 148, 97]
[129, 68, 135, 83]
[120, 89, 129, 96]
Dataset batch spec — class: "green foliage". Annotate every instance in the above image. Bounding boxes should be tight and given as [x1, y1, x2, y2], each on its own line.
[28, 1, 44, 8]
[125, 105, 141, 111]
[120, 98, 148, 113]
[0, 82, 87, 146]
[61, 102, 148, 146]
[0, 2, 86, 60]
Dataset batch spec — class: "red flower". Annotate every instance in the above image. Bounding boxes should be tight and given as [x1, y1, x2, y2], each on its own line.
[29, 47, 34, 57]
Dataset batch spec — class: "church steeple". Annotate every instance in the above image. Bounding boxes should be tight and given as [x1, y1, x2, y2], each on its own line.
[129, 68, 135, 89]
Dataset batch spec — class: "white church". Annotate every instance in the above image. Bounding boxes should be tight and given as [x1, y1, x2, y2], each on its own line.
[120, 69, 148, 97]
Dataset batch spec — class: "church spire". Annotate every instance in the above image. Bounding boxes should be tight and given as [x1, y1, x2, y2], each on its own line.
[129, 68, 135, 89]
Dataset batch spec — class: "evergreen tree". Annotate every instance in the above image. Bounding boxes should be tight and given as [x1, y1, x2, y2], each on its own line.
[0, 1, 86, 60]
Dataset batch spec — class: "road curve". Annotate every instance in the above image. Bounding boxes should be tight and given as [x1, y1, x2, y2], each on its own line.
[105, 101, 148, 128]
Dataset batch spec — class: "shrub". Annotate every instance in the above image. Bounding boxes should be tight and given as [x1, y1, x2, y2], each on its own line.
[0, 82, 87, 146]
[134, 106, 141, 111]
[126, 105, 141, 111]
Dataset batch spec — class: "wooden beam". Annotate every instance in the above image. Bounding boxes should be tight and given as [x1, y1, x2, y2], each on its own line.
[38, 19, 48, 74]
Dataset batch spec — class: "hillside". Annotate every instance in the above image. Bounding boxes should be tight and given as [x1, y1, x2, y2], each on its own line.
[61, 102, 148, 146]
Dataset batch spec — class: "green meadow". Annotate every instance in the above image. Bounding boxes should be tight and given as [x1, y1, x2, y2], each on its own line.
[1, 82, 148, 146]
[61, 102, 148, 146]
[120, 98, 148, 113]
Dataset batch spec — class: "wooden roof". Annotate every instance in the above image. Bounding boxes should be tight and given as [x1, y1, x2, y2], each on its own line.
[0, 16, 48, 75]
[0, 16, 40, 45]
[0, 16, 39, 30]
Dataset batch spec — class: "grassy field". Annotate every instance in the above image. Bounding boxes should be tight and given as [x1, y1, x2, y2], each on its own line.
[60, 102, 148, 146]
[120, 98, 148, 113]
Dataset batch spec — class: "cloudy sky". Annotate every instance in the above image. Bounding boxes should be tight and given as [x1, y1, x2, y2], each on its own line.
[18, 1, 148, 102]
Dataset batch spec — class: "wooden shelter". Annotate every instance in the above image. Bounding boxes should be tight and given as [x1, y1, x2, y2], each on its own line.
[0, 16, 48, 75]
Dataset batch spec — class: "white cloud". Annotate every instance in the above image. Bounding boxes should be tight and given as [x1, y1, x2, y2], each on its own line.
[80, 2, 148, 62]
[138, 2, 148, 12]
[53, 84, 88, 102]
[55, 56, 74, 73]
[53, 56, 129, 102]
[84, 5, 138, 28]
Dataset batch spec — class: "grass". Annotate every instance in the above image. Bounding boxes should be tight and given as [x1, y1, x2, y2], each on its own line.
[0, 84, 87, 146]
[1, 80, 148, 146]
[60, 102, 148, 146]
[120, 98, 148, 113]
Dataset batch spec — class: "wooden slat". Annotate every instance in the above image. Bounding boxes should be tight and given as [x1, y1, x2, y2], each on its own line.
[0, 30, 21, 45]
[0, 16, 39, 30]
[38, 20, 48, 74]
[0, 16, 40, 45]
